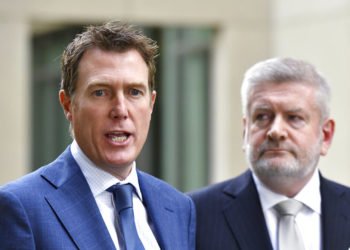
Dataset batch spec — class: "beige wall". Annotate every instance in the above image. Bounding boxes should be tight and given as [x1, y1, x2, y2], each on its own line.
[271, 0, 350, 185]
[1, 0, 349, 186]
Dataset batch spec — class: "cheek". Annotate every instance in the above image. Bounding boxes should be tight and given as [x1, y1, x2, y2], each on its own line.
[136, 109, 153, 136]
[246, 128, 265, 145]
[71, 104, 102, 128]
[140, 112, 152, 130]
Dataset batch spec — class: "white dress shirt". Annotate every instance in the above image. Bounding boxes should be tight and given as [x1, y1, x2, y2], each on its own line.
[70, 140, 160, 250]
[253, 169, 322, 250]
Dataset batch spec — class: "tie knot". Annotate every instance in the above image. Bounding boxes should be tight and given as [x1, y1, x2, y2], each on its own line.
[107, 183, 134, 212]
[274, 199, 303, 217]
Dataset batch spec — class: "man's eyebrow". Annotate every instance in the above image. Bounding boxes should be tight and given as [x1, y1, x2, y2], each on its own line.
[285, 108, 305, 113]
[128, 82, 147, 87]
[251, 105, 272, 111]
[86, 82, 111, 90]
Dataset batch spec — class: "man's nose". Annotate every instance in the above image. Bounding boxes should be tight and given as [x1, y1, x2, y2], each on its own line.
[267, 116, 287, 141]
[110, 94, 128, 120]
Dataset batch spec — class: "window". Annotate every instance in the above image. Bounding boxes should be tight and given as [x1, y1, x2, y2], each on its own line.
[31, 26, 83, 169]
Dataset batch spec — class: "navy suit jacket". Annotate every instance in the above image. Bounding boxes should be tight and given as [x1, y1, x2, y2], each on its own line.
[0, 147, 196, 250]
[190, 170, 350, 250]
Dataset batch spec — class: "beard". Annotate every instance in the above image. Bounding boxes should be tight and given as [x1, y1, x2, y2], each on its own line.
[245, 137, 322, 180]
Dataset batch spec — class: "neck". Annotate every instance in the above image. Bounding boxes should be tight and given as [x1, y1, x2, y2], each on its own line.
[258, 172, 314, 197]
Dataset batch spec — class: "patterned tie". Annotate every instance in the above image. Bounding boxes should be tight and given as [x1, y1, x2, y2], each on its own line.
[274, 199, 305, 250]
[107, 184, 145, 250]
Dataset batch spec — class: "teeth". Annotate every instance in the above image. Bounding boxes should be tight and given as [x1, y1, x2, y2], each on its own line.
[111, 135, 127, 142]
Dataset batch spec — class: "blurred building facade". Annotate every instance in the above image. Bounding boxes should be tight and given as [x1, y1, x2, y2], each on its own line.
[1, 0, 350, 190]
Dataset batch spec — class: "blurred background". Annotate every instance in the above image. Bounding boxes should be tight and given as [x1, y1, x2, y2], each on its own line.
[1, 0, 350, 192]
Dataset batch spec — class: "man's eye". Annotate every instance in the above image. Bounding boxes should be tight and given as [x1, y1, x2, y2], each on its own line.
[93, 90, 105, 96]
[289, 115, 301, 121]
[253, 113, 271, 127]
[288, 115, 305, 127]
[130, 88, 142, 96]
[255, 113, 269, 121]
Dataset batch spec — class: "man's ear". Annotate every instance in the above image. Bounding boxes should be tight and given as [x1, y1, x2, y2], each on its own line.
[150, 90, 157, 114]
[59, 90, 72, 121]
[320, 118, 335, 156]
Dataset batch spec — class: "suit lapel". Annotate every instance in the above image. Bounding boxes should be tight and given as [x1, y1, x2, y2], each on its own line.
[137, 171, 178, 250]
[41, 148, 115, 250]
[321, 175, 350, 250]
[222, 171, 273, 250]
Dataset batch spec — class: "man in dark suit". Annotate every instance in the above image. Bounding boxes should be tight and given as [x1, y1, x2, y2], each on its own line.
[190, 58, 350, 250]
[0, 21, 195, 250]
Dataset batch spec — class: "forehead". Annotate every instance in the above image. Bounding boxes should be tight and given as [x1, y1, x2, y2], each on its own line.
[79, 47, 147, 69]
[77, 48, 148, 83]
[248, 82, 318, 113]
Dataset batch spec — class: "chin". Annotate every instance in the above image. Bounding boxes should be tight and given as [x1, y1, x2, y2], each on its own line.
[107, 158, 133, 167]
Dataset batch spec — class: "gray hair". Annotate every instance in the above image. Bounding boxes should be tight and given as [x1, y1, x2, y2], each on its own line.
[241, 57, 331, 121]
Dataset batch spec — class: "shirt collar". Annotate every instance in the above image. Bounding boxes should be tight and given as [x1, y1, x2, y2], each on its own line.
[252, 168, 321, 214]
[70, 140, 143, 200]
[294, 169, 321, 214]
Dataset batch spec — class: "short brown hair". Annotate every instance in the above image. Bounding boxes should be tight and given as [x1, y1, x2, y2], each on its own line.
[60, 21, 159, 96]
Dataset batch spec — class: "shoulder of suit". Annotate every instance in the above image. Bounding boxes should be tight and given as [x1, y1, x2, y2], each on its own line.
[188, 170, 252, 200]
[0, 147, 74, 198]
[137, 170, 189, 197]
[320, 174, 350, 198]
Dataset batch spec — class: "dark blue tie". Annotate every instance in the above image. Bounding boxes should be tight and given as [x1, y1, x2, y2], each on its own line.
[107, 184, 145, 250]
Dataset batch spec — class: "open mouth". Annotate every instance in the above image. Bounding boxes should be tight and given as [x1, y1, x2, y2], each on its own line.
[106, 132, 130, 143]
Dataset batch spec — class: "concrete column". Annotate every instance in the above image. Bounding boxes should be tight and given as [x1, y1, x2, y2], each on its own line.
[0, 18, 30, 184]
